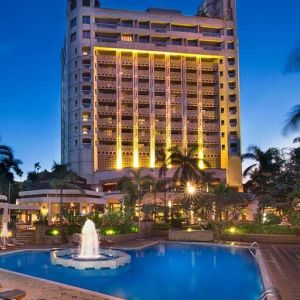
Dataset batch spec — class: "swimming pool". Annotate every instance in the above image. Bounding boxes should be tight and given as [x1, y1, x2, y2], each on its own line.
[0, 243, 264, 300]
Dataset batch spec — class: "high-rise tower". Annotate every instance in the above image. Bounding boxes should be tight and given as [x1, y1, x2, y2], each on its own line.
[62, 0, 242, 190]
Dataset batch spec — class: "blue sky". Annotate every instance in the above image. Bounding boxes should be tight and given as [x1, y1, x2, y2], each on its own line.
[0, 0, 300, 177]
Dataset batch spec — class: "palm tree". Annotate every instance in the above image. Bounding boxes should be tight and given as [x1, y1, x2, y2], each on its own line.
[283, 105, 300, 138]
[117, 169, 152, 238]
[0, 145, 23, 198]
[169, 146, 201, 183]
[283, 43, 300, 137]
[156, 148, 170, 220]
[200, 170, 214, 192]
[242, 145, 283, 177]
[49, 162, 83, 225]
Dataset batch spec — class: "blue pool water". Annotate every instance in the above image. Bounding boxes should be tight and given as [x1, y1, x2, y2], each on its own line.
[0, 243, 263, 300]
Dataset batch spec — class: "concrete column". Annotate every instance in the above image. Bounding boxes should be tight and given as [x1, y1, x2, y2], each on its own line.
[116, 51, 123, 169]
[132, 52, 139, 168]
[181, 56, 187, 152]
[149, 54, 156, 168]
[165, 55, 171, 158]
[48, 202, 52, 226]
[197, 57, 204, 169]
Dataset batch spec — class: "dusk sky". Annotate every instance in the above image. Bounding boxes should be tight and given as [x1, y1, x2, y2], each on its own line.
[0, 0, 300, 177]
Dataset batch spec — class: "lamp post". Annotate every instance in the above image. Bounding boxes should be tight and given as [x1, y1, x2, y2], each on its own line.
[185, 182, 198, 225]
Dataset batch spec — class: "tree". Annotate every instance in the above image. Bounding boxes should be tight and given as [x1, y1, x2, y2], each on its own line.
[0, 145, 23, 200]
[49, 162, 83, 226]
[169, 146, 201, 183]
[117, 169, 152, 238]
[242, 145, 283, 177]
[156, 148, 170, 221]
[283, 43, 300, 137]
[196, 184, 252, 238]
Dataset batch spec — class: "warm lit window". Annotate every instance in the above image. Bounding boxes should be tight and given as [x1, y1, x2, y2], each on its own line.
[121, 34, 133, 42]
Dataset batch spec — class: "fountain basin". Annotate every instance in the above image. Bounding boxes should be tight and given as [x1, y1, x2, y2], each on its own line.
[50, 248, 131, 270]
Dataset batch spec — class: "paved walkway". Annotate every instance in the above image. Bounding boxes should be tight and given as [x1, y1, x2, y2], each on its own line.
[260, 244, 300, 300]
[0, 269, 118, 300]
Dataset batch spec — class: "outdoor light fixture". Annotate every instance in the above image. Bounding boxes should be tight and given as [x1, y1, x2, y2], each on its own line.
[186, 182, 197, 196]
[228, 227, 236, 234]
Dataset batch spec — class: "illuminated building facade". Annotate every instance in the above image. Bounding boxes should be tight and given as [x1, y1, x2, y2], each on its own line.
[62, 0, 242, 191]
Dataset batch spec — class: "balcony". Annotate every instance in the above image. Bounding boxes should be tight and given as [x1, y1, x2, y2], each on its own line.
[99, 82, 116, 90]
[187, 98, 198, 106]
[155, 71, 165, 79]
[203, 136, 220, 144]
[187, 110, 198, 118]
[203, 123, 220, 132]
[98, 107, 115, 116]
[203, 111, 218, 119]
[98, 56, 116, 64]
[172, 134, 182, 142]
[96, 37, 119, 43]
[99, 68, 116, 76]
[202, 75, 218, 83]
[139, 83, 149, 91]
[187, 135, 198, 143]
[186, 86, 198, 94]
[98, 118, 116, 128]
[201, 63, 218, 71]
[155, 84, 165, 92]
[99, 132, 116, 140]
[138, 70, 149, 78]
[122, 133, 133, 141]
[202, 88, 219, 95]
[96, 22, 119, 29]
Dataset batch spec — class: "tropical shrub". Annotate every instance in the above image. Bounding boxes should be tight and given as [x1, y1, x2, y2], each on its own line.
[225, 224, 300, 235]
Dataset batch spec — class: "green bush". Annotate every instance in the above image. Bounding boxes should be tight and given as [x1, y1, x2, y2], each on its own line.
[264, 213, 281, 225]
[291, 212, 300, 225]
[154, 223, 170, 230]
[64, 209, 137, 236]
[225, 224, 300, 235]
[170, 218, 183, 229]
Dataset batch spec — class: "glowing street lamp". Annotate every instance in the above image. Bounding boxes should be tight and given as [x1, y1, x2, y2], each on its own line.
[186, 182, 197, 196]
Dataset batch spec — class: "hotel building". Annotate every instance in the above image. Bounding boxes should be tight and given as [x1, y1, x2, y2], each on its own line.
[61, 0, 243, 191]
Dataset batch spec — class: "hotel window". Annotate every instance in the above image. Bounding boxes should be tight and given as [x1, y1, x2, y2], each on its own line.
[82, 30, 91, 39]
[227, 42, 234, 50]
[82, 0, 90, 6]
[82, 112, 91, 122]
[227, 28, 234, 36]
[70, 32, 77, 43]
[75, 139, 78, 147]
[82, 47, 90, 56]
[82, 16, 90, 24]
[121, 34, 133, 42]
[70, 0, 77, 10]
[70, 18, 77, 28]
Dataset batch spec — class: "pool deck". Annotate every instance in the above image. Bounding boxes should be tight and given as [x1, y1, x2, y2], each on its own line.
[260, 243, 300, 300]
[0, 240, 299, 299]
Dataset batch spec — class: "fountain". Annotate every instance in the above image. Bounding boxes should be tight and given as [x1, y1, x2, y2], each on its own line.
[50, 219, 131, 270]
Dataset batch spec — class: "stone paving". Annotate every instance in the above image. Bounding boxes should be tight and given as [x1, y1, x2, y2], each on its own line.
[260, 244, 300, 300]
[0, 269, 117, 300]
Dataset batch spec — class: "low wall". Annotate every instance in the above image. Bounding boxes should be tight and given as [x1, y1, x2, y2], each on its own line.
[222, 234, 300, 244]
[169, 230, 214, 242]
[101, 233, 139, 243]
[153, 230, 169, 237]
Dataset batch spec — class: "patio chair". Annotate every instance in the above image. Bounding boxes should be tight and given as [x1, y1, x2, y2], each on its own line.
[0, 289, 26, 300]
[10, 238, 24, 247]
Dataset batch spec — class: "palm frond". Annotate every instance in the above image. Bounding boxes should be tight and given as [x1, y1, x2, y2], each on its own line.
[283, 105, 300, 135]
